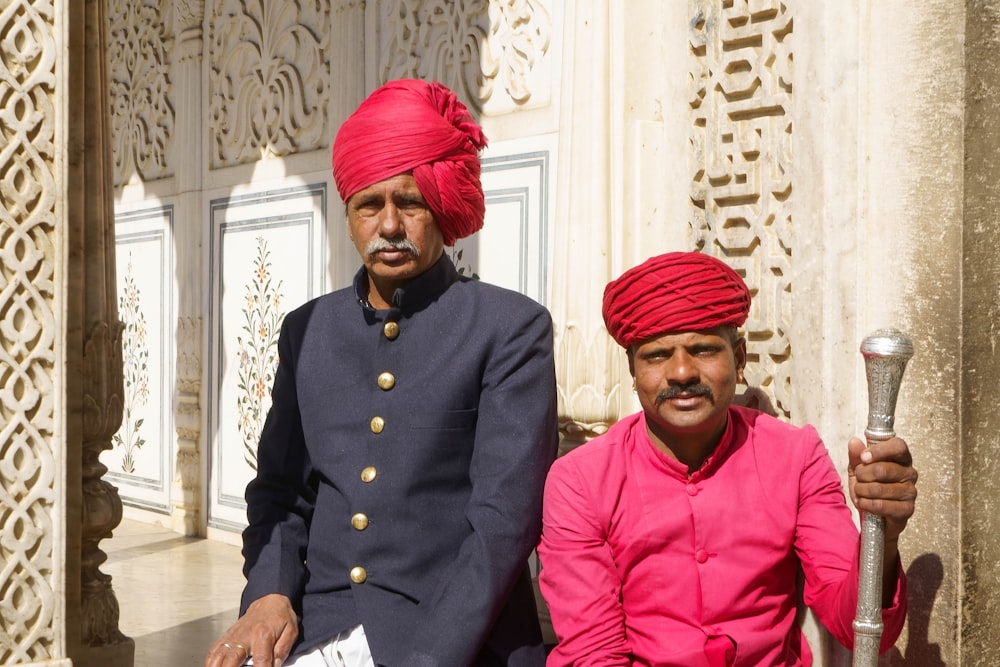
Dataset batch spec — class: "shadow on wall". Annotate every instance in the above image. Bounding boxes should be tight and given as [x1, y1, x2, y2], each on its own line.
[884, 552, 945, 666]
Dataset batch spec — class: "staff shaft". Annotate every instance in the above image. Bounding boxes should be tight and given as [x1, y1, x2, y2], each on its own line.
[852, 329, 912, 667]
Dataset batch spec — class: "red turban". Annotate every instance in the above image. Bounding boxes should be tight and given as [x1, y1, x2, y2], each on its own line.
[332, 79, 489, 246]
[602, 252, 751, 348]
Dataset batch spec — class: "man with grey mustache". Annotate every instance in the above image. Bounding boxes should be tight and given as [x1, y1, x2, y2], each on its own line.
[206, 79, 558, 667]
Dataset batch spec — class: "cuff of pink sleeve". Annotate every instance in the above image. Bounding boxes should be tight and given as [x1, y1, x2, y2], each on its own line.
[878, 554, 908, 653]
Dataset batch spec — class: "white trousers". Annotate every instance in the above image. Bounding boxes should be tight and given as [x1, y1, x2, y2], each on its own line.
[247, 625, 374, 667]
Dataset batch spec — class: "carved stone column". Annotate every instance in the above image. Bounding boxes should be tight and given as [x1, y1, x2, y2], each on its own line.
[65, 0, 133, 664]
[551, 0, 622, 452]
[170, 0, 206, 538]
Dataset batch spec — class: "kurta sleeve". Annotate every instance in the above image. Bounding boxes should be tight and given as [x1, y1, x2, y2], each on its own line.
[239, 310, 317, 614]
[794, 431, 908, 652]
[400, 301, 559, 665]
[537, 456, 632, 666]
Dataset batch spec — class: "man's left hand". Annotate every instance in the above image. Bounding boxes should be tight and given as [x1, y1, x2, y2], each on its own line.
[848, 436, 918, 542]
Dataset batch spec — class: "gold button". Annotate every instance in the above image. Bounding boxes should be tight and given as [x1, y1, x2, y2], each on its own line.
[361, 466, 377, 483]
[383, 321, 400, 340]
[370, 416, 385, 434]
[350, 566, 367, 583]
[377, 372, 395, 391]
[351, 513, 369, 530]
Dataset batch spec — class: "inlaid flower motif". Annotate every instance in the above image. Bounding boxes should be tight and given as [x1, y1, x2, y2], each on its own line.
[112, 256, 150, 474]
[235, 237, 285, 470]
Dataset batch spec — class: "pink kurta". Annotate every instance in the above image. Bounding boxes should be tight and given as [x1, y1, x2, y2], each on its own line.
[538, 406, 906, 666]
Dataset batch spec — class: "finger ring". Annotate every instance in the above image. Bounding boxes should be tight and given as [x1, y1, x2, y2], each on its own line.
[222, 642, 249, 654]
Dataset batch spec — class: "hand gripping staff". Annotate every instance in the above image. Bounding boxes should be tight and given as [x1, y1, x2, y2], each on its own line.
[852, 329, 913, 666]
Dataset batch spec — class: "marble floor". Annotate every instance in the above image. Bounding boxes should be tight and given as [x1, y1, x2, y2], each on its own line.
[105, 518, 246, 667]
[104, 518, 556, 665]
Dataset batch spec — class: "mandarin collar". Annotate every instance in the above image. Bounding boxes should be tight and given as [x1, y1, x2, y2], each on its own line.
[353, 252, 459, 315]
[639, 408, 738, 482]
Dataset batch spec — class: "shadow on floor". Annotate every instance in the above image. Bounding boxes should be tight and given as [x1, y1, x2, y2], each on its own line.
[130, 608, 240, 666]
[105, 519, 246, 667]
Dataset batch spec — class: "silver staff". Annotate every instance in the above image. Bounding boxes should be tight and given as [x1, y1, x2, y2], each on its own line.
[853, 329, 913, 666]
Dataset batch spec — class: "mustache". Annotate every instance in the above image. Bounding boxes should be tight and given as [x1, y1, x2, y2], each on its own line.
[366, 237, 419, 257]
[655, 383, 713, 406]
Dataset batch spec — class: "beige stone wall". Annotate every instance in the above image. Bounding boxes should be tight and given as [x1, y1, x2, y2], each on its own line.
[779, 1, 986, 663]
[621, 1, 997, 664]
[962, 1, 1000, 661]
[785, 0, 1000, 663]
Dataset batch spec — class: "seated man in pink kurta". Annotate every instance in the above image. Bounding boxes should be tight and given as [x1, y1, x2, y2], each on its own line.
[538, 252, 917, 666]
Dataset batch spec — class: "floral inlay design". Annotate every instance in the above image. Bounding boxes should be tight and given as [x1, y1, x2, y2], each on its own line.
[108, 0, 174, 185]
[235, 237, 285, 470]
[449, 247, 479, 279]
[379, 0, 552, 112]
[112, 256, 150, 474]
[208, 0, 330, 168]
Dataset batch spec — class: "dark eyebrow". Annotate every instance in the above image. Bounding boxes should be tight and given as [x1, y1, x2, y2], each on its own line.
[637, 343, 673, 359]
[352, 192, 384, 208]
[394, 192, 427, 206]
[687, 341, 726, 355]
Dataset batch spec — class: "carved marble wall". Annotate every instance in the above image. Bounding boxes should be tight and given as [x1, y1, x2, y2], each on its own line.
[207, 1, 331, 168]
[374, 0, 554, 117]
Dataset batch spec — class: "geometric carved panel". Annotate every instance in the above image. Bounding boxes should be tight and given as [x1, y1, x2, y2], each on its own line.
[689, 0, 793, 419]
[207, 184, 327, 531]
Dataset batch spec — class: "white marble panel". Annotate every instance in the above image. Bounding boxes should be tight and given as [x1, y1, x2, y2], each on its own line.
[207, 184, 328, 531]
[452, 134, 558, 305]
[106, 206, 175, 514]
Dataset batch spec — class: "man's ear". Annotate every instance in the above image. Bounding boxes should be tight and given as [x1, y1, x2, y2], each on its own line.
[734, 336, 747, 374]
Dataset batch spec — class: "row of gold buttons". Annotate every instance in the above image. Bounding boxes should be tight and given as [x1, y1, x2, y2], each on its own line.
[350, 467, 377, 584]
[351, 320, 399, 585]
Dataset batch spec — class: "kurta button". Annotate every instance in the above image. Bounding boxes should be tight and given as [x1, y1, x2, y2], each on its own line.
[351, 513, 369, 531]
[377, 372, 395, 390]
[370, 416, 385, 434]
[686, 483, 698, 496]
[350, 566, 367, 583]
[361, 466, 377, 483]
[383, 322, 399, 339]
[696, 549, 709, 563]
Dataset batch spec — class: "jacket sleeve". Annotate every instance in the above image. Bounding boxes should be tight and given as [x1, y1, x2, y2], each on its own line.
[794, 432, 908, 652]
[400, 302, 560, 666]
[239, 311, 317, 615]
[537, 457, 632, 666]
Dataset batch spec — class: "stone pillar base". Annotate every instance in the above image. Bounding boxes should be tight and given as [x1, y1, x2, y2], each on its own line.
[71, 640, 135, 667]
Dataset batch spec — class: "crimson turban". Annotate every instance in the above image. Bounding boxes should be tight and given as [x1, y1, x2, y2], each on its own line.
[332, 79, 489, 246]
[602, 252, 751, 348]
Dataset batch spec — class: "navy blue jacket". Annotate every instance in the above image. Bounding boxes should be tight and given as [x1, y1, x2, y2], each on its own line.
[240, 254, 559, 666]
